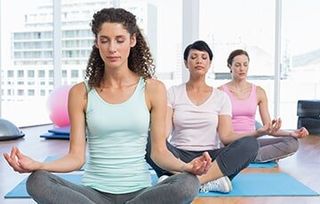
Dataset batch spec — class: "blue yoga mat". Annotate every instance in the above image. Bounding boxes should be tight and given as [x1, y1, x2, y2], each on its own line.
[199, 173, 318, 197]
[5, 172, 318, 199]
[40, 132, 70, 139]
[48, 126, 70, 135]
[4, 174, 82, 199]
[40, 126, 70, 139]
[247, 161, 278, 168]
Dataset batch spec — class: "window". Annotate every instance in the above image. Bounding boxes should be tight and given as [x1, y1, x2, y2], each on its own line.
[122, 0, 183, 87]
[7, 70, 14, 77]
[49, 70, 54, 78]
[40, 89, 46, 96]
[17, 89, 24, 96]
[17, 70, 24, 78]
[0, 0, 53, 126]
[62, 70, 67, 77]
[200, 0, 276, 125]
[28, 70, 35, 77]
[280, 0, 320, 128]
[38, 70, 45, 78]
[71, 70, 79, 78]
[1, 0, 318, 129]
[28, 89, 35, 96]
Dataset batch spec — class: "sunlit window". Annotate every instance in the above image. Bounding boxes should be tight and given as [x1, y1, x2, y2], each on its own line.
[1, 0, 319, 128]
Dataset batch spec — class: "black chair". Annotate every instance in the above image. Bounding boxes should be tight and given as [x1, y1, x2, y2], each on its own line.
[297, 100, 320, 135]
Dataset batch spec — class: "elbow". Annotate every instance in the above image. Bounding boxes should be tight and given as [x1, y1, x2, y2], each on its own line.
[70, 154, 86, 170]
[77, 155, 87, 170]
[220, 139, 230, 146]
[78, 159, 85, 170]
[219, 136, 232, 146]
[150, 145, 166, 165]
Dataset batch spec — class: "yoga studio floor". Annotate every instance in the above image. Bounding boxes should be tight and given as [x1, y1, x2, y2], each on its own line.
[1, 125, 320, 204]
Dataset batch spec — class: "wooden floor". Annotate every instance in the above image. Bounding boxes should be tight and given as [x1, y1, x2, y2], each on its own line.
[1, 125, 320, 204]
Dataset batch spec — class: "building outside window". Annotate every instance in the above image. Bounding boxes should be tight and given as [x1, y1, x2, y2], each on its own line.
[0, 0, 319, 128]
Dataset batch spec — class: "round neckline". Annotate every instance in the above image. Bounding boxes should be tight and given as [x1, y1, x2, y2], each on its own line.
[93, 77, 142, 105]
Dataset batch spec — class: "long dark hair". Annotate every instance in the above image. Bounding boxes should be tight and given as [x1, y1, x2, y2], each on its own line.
[85, 8, 155, 88]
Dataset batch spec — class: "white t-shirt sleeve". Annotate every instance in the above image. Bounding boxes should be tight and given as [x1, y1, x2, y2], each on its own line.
[167, 86, 175, 108]
[218, 91, 232, 116]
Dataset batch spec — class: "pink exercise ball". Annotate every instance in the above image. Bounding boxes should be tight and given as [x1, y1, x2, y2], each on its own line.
[47, 85, 72, 127]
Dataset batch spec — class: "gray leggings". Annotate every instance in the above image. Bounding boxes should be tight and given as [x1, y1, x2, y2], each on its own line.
[255, 136, 299, 162]
[26, 170, 200, 204]
[146, 136, 259, 180]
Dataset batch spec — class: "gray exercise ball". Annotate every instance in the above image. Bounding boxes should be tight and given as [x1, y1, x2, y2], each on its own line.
[0, 118, 25, 141]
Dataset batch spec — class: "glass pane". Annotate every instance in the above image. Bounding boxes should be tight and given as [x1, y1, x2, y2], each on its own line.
[281, 0, 320, 128]
[199, 0, 275, 122]
[1, 0, 53, 127]
[121, 0, 183, 88]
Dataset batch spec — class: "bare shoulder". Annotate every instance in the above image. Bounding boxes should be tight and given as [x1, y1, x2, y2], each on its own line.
[256, 85, 266, 95]
[145, 78, 166, 93]
[69, 82, 88, 101]
[144, 78, 167, 109]
[218, 82, 231, 90]
[256, 85, 268, 101]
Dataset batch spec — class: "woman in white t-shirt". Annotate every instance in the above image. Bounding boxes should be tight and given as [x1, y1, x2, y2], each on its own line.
[146, 40, 280, 193]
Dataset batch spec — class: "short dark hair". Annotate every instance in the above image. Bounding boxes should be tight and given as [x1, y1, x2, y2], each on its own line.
[183, 40, 213, 61]
[227, 49, 250, 68]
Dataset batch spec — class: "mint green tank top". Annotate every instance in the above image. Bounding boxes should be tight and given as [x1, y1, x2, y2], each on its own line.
[82, 77, 151, 194]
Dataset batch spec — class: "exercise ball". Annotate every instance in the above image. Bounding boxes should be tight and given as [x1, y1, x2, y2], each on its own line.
[0, 118, 25, 141]
[47, 85, 72, 127]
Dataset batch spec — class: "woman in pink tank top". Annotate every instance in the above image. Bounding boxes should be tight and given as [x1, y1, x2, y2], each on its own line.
[219, 49, 309, 163]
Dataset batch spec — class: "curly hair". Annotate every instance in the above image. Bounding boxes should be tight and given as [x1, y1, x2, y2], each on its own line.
[85, 8, 155, 88]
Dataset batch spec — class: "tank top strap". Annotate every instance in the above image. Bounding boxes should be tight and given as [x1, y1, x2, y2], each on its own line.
[249, 84, 257, 100]
[221, 84, 234, 98]
[83, 80, 90, 93]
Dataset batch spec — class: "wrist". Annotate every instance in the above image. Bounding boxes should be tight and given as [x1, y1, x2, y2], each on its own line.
[254, 130, 260, 137]
[180, 162, 187, 172]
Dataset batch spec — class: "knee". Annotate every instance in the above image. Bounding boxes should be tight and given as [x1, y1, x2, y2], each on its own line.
[26, 170, 49, 196]
[173, 173, 200, 201]
[240, 136, 259, 158]
[285, 137, 299, 153]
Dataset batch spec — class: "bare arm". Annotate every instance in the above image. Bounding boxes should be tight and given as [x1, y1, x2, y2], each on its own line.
[46, 83, 87, 171]
[147, 79, 211, 175]
[257, 86, 272, 125]
[217, 114, 261, 145]
[4, 83, 87, 173]
[256, 86, 307, 137]
[218, 113, 281, 145]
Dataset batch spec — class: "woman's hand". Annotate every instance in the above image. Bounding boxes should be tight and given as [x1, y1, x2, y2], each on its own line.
[290, 127, 309, 138]
[183, 152, 212, 175]
[257, 118, 282, 136]
[3, 146, 41, 173]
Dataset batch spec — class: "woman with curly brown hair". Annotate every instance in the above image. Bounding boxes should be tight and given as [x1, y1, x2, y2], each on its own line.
[4, 8, 211, 204]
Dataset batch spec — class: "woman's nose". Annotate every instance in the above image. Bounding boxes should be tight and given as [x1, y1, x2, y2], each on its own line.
[108, 42, 116, 53]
